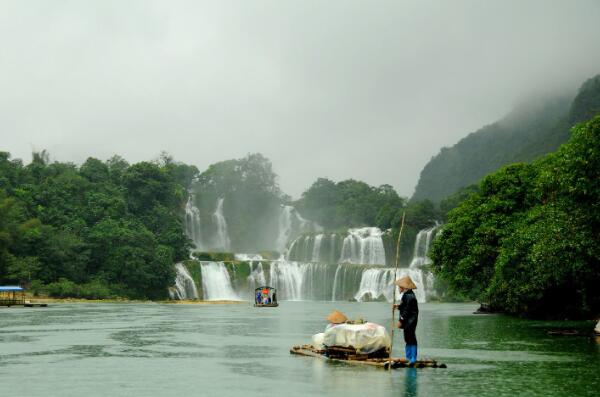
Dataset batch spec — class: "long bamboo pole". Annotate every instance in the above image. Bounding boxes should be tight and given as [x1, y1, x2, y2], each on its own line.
[388, 211, 406, 370]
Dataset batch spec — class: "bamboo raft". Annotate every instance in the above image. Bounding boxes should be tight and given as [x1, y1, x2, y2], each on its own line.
[290, 344, 447, 369]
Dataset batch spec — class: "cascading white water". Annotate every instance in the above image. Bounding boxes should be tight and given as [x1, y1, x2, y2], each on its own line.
[247, 261, 267, 287]
[276, 205, 323, 254]
[275, 206, 294, 253]
[267, 260, 332, 300]
[353, 267, 426, 303]
[269, 260, 306, 301]
[235, 253, 264, 261]
[172, 263, 199, 300]
[174, 222, 440, 302]
[212, 198, 231, 251]
[350, 223, 441, 303]
[200, 262, 240, 300]
[311, 234, 323, 262]
[409, 222, 441, 267]
[185, 194, 203, 251]
[339, 227, 386, 265]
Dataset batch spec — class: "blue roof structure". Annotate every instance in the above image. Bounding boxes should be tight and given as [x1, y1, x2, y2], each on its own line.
[0, 286, 24, 291]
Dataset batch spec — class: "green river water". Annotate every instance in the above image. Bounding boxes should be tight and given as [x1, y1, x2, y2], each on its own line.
[1, 302, 598, 396]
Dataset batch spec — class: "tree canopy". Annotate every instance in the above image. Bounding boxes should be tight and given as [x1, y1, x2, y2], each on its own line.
[431, 116, 600, 318]
[0, 152, 195, 299]
[192, 153, 284, 251]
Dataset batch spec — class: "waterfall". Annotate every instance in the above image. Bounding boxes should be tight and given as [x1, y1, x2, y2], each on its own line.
[354, 268, 396, 302]
[275, 206, 294, 253]
[200, 262, 240, 300]
[287, 229, 384, 264]
[185, 194, 203, 251]
[268, 261, 306, 301]
[330, 264, 365, 301]
[339, 227, 386, 265]
[174, 219, 439, 301]
[353, 267, 427, 303]
[247, 261, 267, 287]
[275, 205, 323, 254]
[351, 223, 441, 303]
[172, 263, 199, 300]
[212, 198, 231, 251]
[235, 253, 264, 261]
[409, 222, 441, 268]
[311, 234, 323, 262]
[267, 260, 334, 300]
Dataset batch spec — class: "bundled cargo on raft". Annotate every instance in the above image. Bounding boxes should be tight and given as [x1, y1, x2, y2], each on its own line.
[290, 311, 446, 369]
[312, 321, 391, 358]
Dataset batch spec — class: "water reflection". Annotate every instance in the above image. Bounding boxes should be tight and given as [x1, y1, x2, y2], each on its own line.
[404, 367, 417, 396]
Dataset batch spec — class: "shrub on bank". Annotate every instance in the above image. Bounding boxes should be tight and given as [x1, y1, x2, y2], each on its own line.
[43, 278, 116, 299]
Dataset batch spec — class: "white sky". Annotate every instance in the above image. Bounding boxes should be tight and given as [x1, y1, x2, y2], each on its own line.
[1, 0, 600, 198]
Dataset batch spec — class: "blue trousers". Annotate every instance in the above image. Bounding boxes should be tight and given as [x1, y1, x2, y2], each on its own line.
[405, 344, 418, 364]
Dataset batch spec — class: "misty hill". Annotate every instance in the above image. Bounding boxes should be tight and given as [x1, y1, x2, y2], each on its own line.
[412, 74, 600, 203]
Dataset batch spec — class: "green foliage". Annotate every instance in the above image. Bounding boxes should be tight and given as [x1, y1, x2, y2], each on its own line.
[44, 278, 115, 299]
[193, 153, 283, 251]
[192, 252, 235, 262]
[413, 74, 600, 203]
[294, 177, 442, 264]
[439, 185, 478, 217]
[295, 178, 406, 230]
[0, 151, 190, 300]
[431, 116, 600, 318]
[45, 278, 79, 298]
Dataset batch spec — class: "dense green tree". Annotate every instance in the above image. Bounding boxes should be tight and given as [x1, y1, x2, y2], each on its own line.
[0, 151, 189, 299]
[193, 153, 283, 251]
[431, 116, 600, 318]
[295, 178, 406, 230]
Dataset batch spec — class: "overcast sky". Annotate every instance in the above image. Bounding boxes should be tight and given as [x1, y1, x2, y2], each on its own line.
[1, 0, 600, 198]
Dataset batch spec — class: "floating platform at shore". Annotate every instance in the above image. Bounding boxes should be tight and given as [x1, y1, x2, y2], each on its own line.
[290, 344, 447, 369]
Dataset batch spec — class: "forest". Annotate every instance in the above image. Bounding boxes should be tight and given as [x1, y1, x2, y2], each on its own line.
[1, 77, 598, 312]
[0, 151, 197, 299]
[412, 74, 600, 203]
[431, 116, 600, 318]
[0, 149, 437, 298]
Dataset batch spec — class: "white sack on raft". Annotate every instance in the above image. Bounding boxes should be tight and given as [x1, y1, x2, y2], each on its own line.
[312, 332, 326, 350]
[323, 322, 391, 354]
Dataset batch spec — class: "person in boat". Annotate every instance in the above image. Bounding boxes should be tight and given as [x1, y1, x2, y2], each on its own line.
[393, 276, 419, 365]
[262, 288, 269, 304]
[325, 310, 348, 331]
[256, 290, 262, 304]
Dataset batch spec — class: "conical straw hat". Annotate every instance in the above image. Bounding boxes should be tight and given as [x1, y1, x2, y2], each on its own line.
[395, 275, 417, 290]
[326, 310, 348, 324]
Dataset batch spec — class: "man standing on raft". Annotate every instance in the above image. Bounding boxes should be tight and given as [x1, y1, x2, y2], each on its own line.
[393, 276, 419, 365]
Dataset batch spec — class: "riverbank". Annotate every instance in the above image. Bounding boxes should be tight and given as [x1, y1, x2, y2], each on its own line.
[20, 294, 245, 305]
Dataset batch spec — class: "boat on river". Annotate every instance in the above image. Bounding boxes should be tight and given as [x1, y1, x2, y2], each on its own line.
[290, 344, 446, 369]
[254, 286, 278, 307]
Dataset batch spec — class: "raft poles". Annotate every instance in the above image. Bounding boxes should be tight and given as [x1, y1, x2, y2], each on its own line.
[389, 211, 406, 371]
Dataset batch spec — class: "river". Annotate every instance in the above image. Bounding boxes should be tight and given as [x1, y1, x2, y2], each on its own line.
[0, 302, 598, 396]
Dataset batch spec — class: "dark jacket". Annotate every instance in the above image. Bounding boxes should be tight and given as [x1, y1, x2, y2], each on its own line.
[398, 289, 419, 344]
